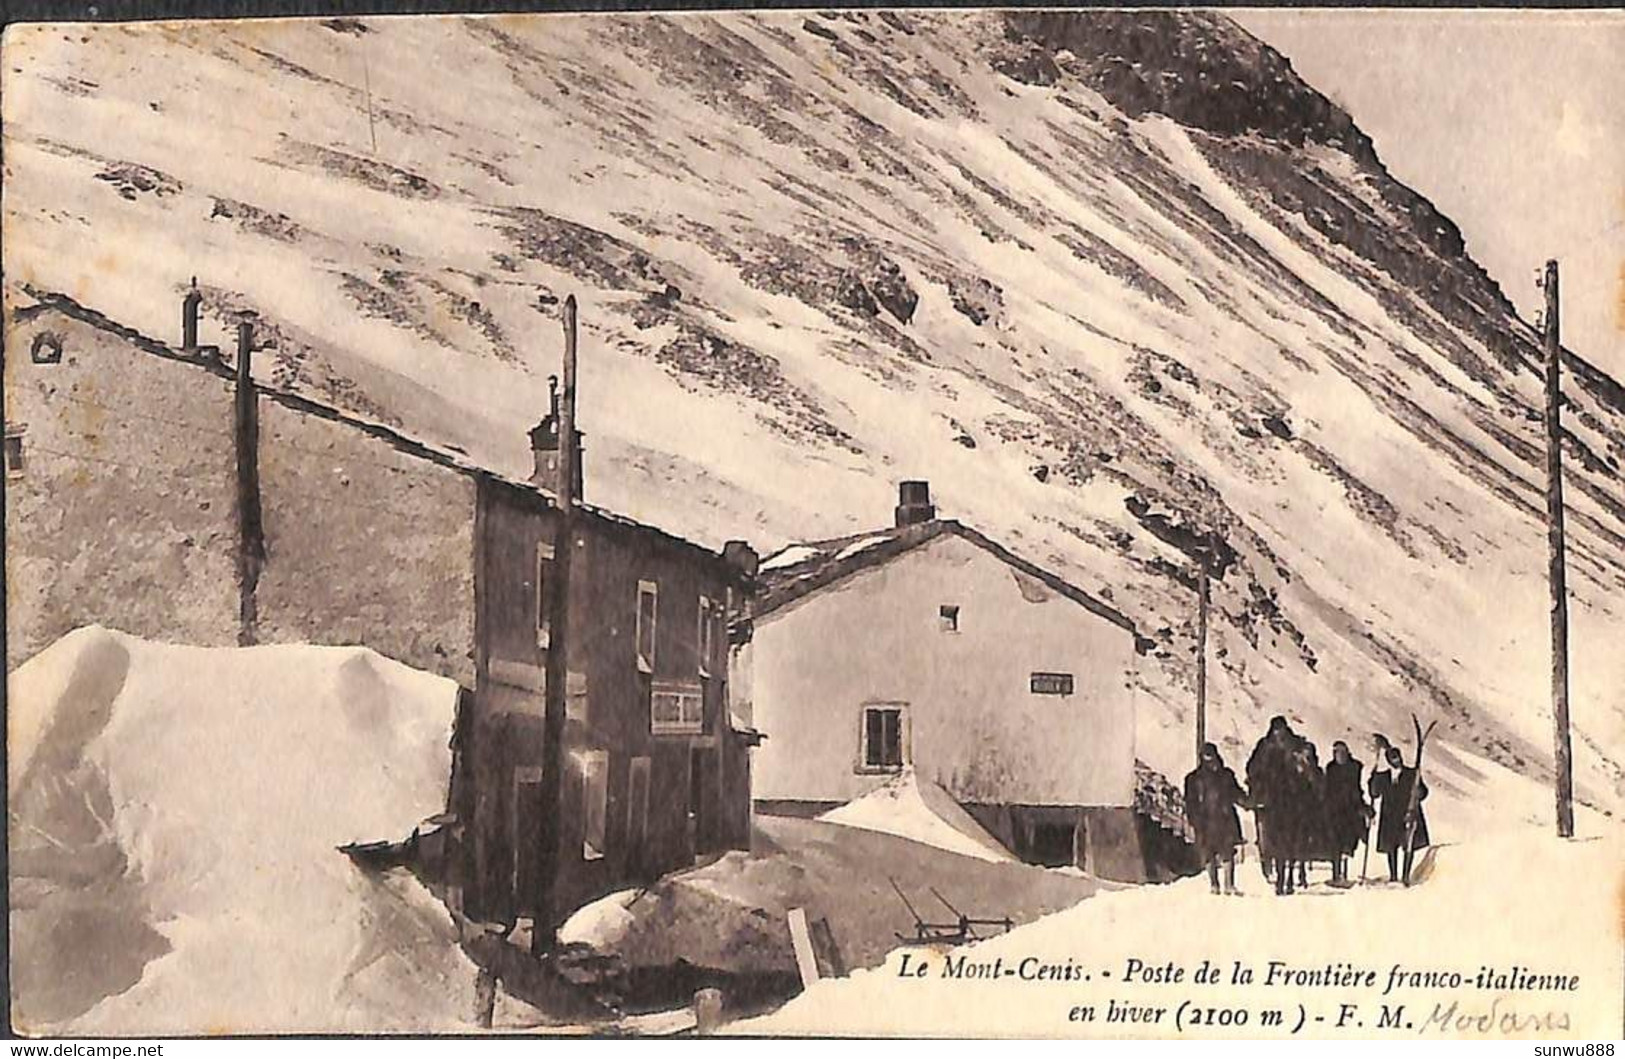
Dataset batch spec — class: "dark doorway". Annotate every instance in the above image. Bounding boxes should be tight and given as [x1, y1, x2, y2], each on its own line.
[626, 756, 651, 880]
[512, 769, 545, 914]
[688, 747, 715, 861]
[1029, 822, 1077, 868]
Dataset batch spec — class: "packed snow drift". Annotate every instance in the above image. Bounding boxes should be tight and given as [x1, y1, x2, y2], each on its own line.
[8, 626, 484, 1034]
[816, 768, 1016, 863]
[552, 814, 1097, 1014]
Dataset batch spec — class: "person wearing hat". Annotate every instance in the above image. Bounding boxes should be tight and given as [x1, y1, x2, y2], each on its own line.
[1246, 715, 1300, 892]
[1370, 744, 1431, 882]
[1324, 740, 1370, 885]
[1183, 742, 1250, 895]
[1274, 734, 1323, 893]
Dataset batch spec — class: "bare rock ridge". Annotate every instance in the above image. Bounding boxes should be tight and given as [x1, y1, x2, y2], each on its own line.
[1002, 11, 1377, 157]
[1003, 11, 1624, 422]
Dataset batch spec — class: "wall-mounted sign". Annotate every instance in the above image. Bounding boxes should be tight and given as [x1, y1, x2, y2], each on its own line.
[1030, 671, 1075, 696]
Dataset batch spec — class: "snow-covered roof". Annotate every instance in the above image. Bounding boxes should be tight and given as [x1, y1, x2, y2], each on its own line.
[1134, 759, 1193, 839]
[755, 519, 1138, 636]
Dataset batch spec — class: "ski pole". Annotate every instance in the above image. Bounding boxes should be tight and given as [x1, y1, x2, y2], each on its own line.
[1359, 807, 1375, 883]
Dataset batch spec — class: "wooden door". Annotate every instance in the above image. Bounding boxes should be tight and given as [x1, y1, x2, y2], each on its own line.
[511, 766, 544, 914]
[626, 756, 651, 878]
[688, 746, 716, 860]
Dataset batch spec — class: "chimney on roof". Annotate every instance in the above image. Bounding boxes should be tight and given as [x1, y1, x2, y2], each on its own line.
[529, 373, 584, 499]
[722, 540, 760, 581]
[895, 480, 935, 528]
[182, 277, 201, 349]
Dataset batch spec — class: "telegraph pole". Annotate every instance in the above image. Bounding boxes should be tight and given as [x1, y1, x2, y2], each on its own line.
[234, 320, 264, 647]
[534, 295, 580, 950]
[1195, 566, 1209, 761]
[1541, 260, 1574, 838]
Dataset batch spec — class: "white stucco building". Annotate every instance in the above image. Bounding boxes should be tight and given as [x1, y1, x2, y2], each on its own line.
[732, 482, 1186, 881]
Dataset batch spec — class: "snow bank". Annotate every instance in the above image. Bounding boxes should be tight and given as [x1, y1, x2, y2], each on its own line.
[736, 817, 1625, 1039]
[558, 889, 641, 950]
[8, 626, 484, 1034]
[817, 768, 1015, 863]
[549, 815, 1097, 1015]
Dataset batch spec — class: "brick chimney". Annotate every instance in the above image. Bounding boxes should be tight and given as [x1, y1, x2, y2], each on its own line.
[529, 374, 584, 499]
[894, 480, 935, 527]
[722, 539, 760, 581]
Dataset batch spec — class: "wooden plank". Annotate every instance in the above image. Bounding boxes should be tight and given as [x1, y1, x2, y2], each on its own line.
[786, 907, 820, 989]
[809, 915, 846, 978]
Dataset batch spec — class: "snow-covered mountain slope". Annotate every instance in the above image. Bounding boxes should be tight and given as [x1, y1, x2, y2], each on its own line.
[4, 11, 1622, 808]
[7, 626, 481, 1034]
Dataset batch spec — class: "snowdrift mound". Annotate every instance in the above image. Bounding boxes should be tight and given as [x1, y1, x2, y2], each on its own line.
[558, 889, 641, 951]
[8, 626, 482, 1035]
[817, 768, 1015, 863]
[552, 815, 1096, 1014]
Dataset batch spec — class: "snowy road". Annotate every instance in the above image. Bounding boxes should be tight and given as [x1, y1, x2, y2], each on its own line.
[734, 816, 1623, 1039]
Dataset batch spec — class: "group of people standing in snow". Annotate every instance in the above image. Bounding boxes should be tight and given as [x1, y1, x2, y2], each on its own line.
[1181, 717, 1430, 896]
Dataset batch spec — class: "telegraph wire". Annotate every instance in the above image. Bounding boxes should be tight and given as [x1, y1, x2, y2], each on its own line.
[1542, 215, 1625, 265]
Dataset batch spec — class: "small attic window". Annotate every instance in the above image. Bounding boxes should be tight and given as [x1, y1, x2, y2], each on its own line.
[30, 332, 62, 365]
[938, 604, 960, 633]
[4, 428, 25, 479]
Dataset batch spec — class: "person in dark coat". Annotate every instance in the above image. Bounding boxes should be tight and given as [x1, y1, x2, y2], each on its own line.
[1369, 745, 1430, 882]
[1246, 716, 1302, 894]
[1183, 743, 1249, 895]
[1274, 738, 1323, 893]
[1364, 733, 1396, 877]
[1323, 740, 1370, 885]
[1245, 721, 1282, 883]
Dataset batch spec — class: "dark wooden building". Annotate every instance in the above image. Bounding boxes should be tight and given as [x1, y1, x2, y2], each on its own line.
[456, 392, 761, 928]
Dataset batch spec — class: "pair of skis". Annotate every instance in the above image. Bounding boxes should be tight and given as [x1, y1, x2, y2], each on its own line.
[1400, 714, 1439, 886]
[1359, 714, 1438, 887]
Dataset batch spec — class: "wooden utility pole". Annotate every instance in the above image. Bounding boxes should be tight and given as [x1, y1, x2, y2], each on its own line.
[533, 295, 580, 951]
[1542, 259, 1574, 838]
[1194, 566, 1209, 761]
[234, 320, 265, 647]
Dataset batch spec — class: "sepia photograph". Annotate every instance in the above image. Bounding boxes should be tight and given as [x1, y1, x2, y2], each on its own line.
[1, 2, 1621, 1041]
